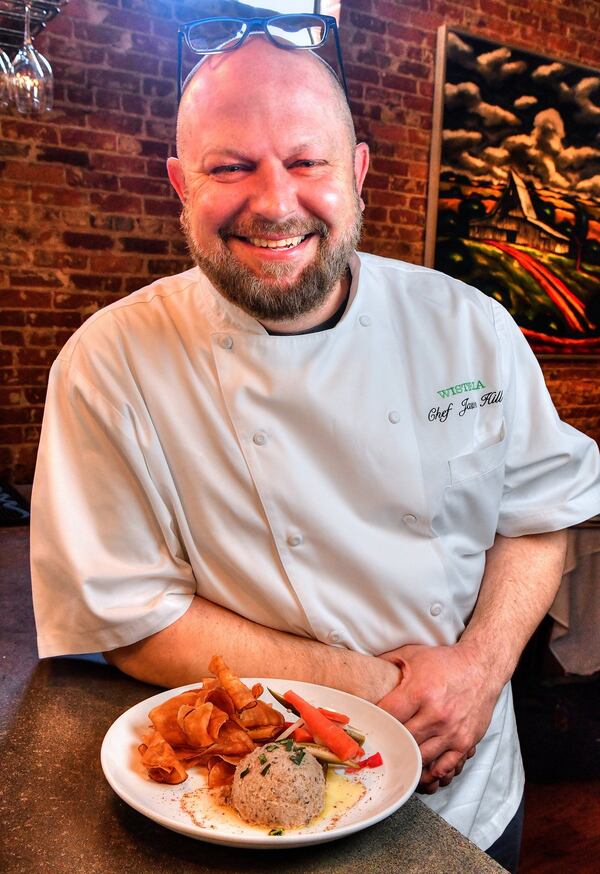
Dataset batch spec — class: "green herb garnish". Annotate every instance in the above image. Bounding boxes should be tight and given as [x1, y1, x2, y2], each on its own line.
[240, 767, 250, 779]
[261, 763, 271, 776]
[258, 753, 267, 765]
[281, 738, 294, 751]
[265, 744, 278, 751]
[269, 828, 284, 836]
[289, 749, 305, 766]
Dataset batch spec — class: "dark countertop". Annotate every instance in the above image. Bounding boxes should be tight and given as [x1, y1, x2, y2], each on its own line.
[0, 526, 505, 873]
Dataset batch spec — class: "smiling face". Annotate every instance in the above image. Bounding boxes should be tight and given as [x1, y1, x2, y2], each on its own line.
[167, 40, 369, 326]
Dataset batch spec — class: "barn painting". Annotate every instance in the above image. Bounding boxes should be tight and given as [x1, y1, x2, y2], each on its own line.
[425, 27, 600, 355]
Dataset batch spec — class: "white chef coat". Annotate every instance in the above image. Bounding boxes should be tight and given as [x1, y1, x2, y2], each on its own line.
[31, 251, 600, 849]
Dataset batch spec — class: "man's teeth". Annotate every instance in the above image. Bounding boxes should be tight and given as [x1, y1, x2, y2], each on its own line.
[247, 235, 306, 249]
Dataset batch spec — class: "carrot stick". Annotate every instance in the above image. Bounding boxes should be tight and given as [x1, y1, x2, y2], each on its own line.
[318, 707, 349, 724]
[292, 726, 314, 743]
[283, 690, 363, 762]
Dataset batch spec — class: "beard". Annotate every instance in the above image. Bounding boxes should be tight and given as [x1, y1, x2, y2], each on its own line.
[181, 197, 362, 322]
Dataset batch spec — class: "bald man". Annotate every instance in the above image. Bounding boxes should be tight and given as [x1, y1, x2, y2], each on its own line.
[31, 37, 599, 870]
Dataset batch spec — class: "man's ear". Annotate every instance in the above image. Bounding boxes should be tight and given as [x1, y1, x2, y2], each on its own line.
[354, 141, 370, 210]
[167, 156, 186, 204]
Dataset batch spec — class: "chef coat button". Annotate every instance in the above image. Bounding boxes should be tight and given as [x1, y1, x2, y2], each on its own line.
[359, 314, 371, 327]
[219, 335, 233, 350]
[287, 534, 303, 547]
[402, 513, 417, 525]
[430, 602, 443, 617]
[253, 431, 267, 446]
[388, 410, 401, 424]
[328, 630, 341, 644]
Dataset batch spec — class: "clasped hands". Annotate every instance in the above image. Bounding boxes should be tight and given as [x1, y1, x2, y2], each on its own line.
[377, 642, 500, 794]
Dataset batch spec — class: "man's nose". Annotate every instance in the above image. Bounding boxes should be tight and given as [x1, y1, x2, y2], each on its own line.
[248, 163, 299, 222]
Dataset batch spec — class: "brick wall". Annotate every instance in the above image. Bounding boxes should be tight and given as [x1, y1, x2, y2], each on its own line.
[1, 0, 598, 483]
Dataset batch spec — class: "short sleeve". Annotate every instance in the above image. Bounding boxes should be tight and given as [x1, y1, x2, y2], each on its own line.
[31, 358, 196, 658]
[493, 302, 600, 536]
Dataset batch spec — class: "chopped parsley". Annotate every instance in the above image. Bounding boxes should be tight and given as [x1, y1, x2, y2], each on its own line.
[269, 828, 284, 836]
[289, 749, 305, 766]
[265, 744, 278, 751]
[261, 763, 272, 776]
[258, 753, 267, 765]
[240, 767, 250, 779]
[279, 738, 294, 751]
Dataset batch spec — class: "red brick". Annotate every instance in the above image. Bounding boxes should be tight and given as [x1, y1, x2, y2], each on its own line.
[91, 154, 147, 175]
[69, 274, 123, 293]
[119, 237, 169, 254]
[17, 348, 54, 366]
[0, 119, 60, 144]
[89, 254, 144, 273]
[144, 197, 181, 218]
[2, 162, 66, 185]
[119, 176, 171, 196]
[65, 167, 120, 192]
[61, 128, 118, 151]
[31, 187, 90, 207]
[62, 232, 115, 250]
[87, 68, 141, 94]
[90, 192, 143, 214]
[89, 111, 144, 136]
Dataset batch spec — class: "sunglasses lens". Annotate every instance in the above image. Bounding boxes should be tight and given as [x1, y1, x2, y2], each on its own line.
[267, 15, 327, 48]
[187, 18, 247, 52]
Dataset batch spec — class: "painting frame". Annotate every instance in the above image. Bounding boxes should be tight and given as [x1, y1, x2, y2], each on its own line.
[425, 26, 600, 358]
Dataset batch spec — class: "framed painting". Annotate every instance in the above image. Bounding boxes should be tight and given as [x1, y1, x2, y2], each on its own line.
[425, 27, 600, 356]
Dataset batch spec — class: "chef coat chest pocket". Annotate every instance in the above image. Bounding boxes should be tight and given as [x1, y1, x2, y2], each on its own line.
[437, 428, 507, 555]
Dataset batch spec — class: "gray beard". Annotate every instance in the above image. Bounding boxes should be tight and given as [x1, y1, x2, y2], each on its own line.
[181, 201, 362, 322]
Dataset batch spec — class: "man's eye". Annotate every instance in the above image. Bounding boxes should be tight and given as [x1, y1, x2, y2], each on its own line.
[292, 160, 320, 169]
[211, 165, 248, 175]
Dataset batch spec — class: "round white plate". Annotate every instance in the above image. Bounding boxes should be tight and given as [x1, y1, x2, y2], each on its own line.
[101, 679, 421, 849]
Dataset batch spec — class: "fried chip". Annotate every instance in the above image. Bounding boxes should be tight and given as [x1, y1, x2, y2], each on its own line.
[148, 689, 202, 748]
[207, 756, 237, 788]
[138, 730, 188, 784]
[251, 683, 264, 698]
[235, 699, 285, 729]
[246, 725, 283, 741]
[204, 686, 235, 716]
[208, 655, 257, 712]
[206, 719, 255, 757]
[177, 701, 228, 747]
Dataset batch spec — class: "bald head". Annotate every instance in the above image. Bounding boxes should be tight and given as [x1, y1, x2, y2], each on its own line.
[176, 37, 356, 166]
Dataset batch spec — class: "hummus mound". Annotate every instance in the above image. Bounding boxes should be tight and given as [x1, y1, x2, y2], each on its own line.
[231, 743, 326, 828]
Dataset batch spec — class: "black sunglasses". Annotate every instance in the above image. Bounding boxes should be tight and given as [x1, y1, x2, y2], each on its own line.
[177, 14, 349, 102]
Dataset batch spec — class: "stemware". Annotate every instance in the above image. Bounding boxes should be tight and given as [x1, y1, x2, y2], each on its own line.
[12, 1, 54, 113]
[0, 48, 13, 108]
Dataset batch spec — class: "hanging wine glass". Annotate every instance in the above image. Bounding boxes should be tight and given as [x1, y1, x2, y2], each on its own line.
[0, 48, 13, 109]
[12, 1, 54, 114]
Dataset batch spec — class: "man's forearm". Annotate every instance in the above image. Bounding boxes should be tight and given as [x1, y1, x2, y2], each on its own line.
[104, 594, 401, 702]
[457, 529, 568, 694]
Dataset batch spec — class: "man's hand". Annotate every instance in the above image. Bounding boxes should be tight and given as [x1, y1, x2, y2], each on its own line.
[377, 641, 500, 793]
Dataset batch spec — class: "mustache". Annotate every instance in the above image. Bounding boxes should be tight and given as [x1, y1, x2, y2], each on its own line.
[219, 218, 329, 241]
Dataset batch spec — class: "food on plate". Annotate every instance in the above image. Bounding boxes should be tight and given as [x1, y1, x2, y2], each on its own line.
[230, 743, 326, 828]
[137, 656, 383, 831]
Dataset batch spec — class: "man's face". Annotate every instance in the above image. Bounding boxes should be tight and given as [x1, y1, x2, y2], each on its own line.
[168, 44, 369, 322]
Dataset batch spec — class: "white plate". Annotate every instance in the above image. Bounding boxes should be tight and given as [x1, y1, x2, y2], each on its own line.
[101, 679, 421, 849]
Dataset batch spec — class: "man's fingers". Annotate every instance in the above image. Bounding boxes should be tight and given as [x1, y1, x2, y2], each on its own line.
[418, 735, 449, 766]
[431, 748, 469, 779]
[376, 689, 419, 726]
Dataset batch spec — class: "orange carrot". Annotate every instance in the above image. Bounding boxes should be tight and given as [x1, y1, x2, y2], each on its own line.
[292, 726, 314, 743]
[283, 690, 363, 761]
[318, 707, 349, 724]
